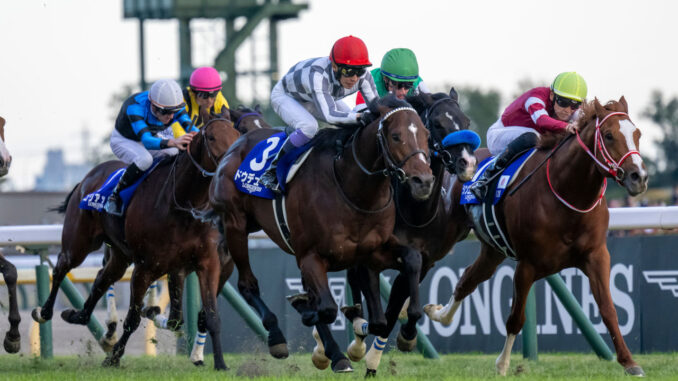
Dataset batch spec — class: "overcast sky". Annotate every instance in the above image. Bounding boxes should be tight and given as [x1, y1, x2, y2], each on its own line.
[1, 0, 676, 190]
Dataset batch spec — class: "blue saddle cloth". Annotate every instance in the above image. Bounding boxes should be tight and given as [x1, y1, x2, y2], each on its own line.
[79, 160, 161, 213]
[234, 131, 311, 199]
[460, 148, 536, 205]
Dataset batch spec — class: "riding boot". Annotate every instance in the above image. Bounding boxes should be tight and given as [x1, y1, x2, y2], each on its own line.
[104, 163, 144, 216]
[259, 136, 296, 194]
[470, 132, 538, 200]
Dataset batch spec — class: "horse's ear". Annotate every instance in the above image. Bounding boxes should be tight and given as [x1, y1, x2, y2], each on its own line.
[618, 96, 629, 113]
[449, 87, 459, 102]
[220, 106, 231, 121]
[593, 97, 606, 116]
[255, 104, 262, 113]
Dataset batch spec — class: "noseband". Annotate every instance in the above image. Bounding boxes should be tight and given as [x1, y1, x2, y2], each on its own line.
[352, 107, 428, 183]
[234, 112, 262, 132]
[422, 97, 463, 173]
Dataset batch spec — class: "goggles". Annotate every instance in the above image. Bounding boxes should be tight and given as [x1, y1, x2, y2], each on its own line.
[554, 95, 581, 110]
[386, 78, 414, 90]
[196, 90, 219, 99]
[338, 65, 366, 78]
[152, 104, 184, 116]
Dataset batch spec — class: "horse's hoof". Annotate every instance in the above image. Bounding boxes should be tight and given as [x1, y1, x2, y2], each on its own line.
[61, 309, 88, 325]
[268, 343, 289, 359]
[99, 334, 117, 353]
[396, 332, 417, 352]
[365, 368, 377, 378]
[102, 355, 120, 367]
[32, 308, 48, 324]
[331, 358, 353, 373]
[423, 304, 442, 319]
[625, 366, 646, 377]
[192, 360, 204, 367]
[340, 304, 363, 322]
[311, 346, 330, 370]
[141, 306, 161, 319]
[347, 339, 366, 362]
[3, 335, 21, 354]
[286, 293, 309, 311]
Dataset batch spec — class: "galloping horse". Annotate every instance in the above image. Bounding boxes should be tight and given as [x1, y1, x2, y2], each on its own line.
[205, 96, 433, 372]
[0, 116, 20, 354]
[342, 90, 479, 375]
[32, 110, 240, 370]
[425, 97, 648, 376]
[228, 105, 271, 133]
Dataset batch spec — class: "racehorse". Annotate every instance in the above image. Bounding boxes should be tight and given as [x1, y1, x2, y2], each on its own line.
[425, 97, 648, 376]
[0, 116, 19, 354]
[341, 90, 479, 375]
[204, 95, 434, 372]
[31, 109, 240, 370]
[228, 105, 271, 134]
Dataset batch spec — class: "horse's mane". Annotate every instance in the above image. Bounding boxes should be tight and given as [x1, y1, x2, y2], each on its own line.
[406, 92, 449, 112]
[235, 104, 259, 114]
[537, 100, 618, 150]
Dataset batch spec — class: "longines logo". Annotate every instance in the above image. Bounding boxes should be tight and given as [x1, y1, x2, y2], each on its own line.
[643, 271, 678, 297]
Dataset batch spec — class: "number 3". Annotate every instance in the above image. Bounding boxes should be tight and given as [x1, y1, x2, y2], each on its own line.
[249, 136, 281, 172]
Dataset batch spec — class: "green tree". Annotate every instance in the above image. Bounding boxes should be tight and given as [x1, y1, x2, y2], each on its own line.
[456, 86, 502, 148]
[642, 90, 678, 186]
[87, 84, 138, 165]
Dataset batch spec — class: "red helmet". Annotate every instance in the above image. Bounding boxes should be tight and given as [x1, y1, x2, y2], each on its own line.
[330, 36, 372, 67]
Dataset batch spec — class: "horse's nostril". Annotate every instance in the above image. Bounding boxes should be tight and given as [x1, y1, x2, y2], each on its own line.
[457, 158, 468, 168]
[630, 172, 640, 182]
[412, 176, 423, 185]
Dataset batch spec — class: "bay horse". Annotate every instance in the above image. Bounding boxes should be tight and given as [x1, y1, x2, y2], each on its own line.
[341, 90, 479, 375]
[0, 116, 19, 354]
[425, 97, 648, 376]
[229, 105, 271, 133]
[204, 95, 434, 372]
[31, 109, 240, 370]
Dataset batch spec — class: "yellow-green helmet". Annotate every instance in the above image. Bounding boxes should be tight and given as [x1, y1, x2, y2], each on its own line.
[551, 72, 587, 102]
[380, 48, 419, 82]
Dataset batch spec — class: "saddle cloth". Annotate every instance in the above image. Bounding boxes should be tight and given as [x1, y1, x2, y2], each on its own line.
[79, 160, 161, 213]
[460, 148, 536, 205]
[234, 131, 313, 199]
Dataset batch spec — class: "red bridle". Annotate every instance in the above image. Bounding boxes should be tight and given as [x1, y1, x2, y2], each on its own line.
[547, 111, 640, 213]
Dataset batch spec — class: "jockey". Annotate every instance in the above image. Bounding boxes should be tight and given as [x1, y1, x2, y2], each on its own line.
[356, 48, 430, 106]
[172, 66, 230, 137]
[105, 79, 198, 216]
[470, 72, 587, 199]
[260, 35, 379, 193]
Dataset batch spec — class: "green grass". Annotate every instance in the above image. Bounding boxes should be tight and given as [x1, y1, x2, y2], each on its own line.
[0, 352, 676, 380]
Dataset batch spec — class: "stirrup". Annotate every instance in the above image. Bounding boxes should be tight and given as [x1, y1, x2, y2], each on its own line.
[259, 169, 281, 193]
[470, 181, 488, 199]
[104, 195, 123, 216]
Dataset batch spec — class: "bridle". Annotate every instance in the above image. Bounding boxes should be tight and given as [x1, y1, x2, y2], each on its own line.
[186, 118, 226, 177]
[547, 111, 640, 213]
[333, 106, 426, 213]
[421, 97, 464, 173]
[233, 111, 262, 132]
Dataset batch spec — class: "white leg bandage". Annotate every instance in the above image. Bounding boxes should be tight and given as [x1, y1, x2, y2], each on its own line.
[495, 333, 516, 376]
[190, 331, 207, 364]
[365, 336, 388, 372]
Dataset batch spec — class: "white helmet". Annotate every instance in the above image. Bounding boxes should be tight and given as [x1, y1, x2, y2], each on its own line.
[149, 79, 185, 111]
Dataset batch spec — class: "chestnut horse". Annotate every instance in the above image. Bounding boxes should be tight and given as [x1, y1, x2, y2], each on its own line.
[425, 97, 648, 376]
[205, 96, 433, 372]
[31, 110, 240, 370]
[342, 90, 479, 375]
[0, 116, 20, 354]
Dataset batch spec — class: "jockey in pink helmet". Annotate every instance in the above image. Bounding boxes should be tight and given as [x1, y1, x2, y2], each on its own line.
[173, 67, 231, 137]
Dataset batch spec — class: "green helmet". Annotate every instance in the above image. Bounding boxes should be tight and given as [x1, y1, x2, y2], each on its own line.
[380, 48, 419, 82]
[551, 72, 587, 102]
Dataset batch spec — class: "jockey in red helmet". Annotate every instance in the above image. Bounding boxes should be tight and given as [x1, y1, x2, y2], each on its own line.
[260, 35, 379, 193]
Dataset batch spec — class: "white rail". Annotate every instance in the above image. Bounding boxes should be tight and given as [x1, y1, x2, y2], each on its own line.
[0, 207, 676, 248]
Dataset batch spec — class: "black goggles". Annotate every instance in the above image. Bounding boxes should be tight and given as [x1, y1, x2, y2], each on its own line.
[153, 104, 183, 116]
[196, 90, 219, 99]
[339, 65, 366, 77]
[554, 95, 581, 110]
[386, 78, 414, 90]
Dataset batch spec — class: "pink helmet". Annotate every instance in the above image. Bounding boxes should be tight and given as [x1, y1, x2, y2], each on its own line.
[189, 67, 222, 92]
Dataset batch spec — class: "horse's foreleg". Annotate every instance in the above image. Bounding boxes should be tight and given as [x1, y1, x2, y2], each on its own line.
[103, 268, 152, 368]
[497, 262, 535, 376]
[227, 223, 287, 358]
[31, 251, 73, 323]
[425, 244, 503, 325]
[396, 246, 423, 344]
[145, 270, 184, 331]
[196, 259, 227, 371]
[385, 273, 418, 352]
[583, 248, 644, 377]
[0, 254, 21, 353]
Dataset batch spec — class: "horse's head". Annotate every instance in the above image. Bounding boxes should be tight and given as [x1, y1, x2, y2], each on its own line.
[372, 95, 434, 200]
[577, 97, 648, 196]
[0, 117, 11, 178]
[408, 88, 479, 181]
[229, 105, 271, 134]
[189, 108, 241, 175]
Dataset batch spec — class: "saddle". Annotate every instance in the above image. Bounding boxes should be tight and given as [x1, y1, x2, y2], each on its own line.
[463, 149, 536, 259]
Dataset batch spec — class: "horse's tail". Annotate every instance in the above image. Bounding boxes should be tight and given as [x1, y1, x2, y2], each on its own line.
[48, 183, 79, 214]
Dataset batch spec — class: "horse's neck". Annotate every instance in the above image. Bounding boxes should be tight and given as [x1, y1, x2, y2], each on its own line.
[549, 132, 606, 202]
[172, 150, 213, 204]
[337, 125, 391, 204]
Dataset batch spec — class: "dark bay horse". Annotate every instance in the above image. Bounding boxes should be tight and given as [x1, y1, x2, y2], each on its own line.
[229, 105, 271, 133]
[31, 110, 240, 370]
[425, 97, 648, 376]
[205, 96, 433, 372]
[0, 116, 19, 354]
[341, 90, 479, 375]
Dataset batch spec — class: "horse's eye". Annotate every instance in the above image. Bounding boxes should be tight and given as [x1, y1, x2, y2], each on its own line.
[391, 133, 401, 142]
[604, 132, 613, 141]
[208, 135, 216, 142]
